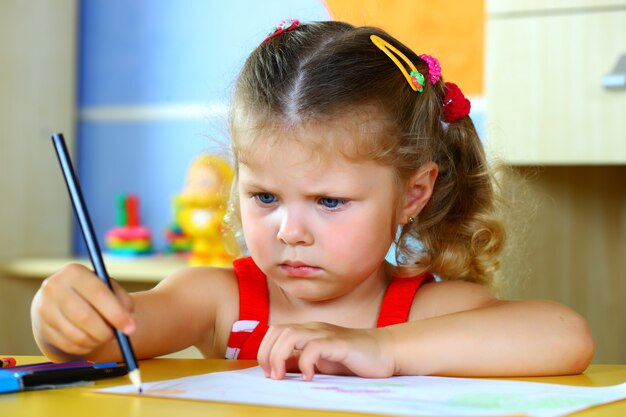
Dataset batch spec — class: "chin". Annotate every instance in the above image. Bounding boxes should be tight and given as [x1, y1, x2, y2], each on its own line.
[278, 280, 333, 302]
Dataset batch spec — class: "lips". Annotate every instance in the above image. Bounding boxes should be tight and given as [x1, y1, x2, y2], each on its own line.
[279, 261, 320, 277]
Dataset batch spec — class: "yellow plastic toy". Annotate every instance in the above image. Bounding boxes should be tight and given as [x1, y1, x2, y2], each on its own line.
[175, 154, 234, 266]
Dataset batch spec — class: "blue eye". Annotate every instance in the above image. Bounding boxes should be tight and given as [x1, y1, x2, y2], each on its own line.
[318, 197, 346, 209]
[255, 193, 277, 204]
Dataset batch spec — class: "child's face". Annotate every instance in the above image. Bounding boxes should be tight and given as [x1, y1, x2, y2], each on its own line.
[238, 130, 400, 303]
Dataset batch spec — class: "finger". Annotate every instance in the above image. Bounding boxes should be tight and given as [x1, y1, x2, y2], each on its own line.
[42, 263, 135, 335]
[34, 276, 105, 353]
[257, 325, 283, 378]
[267, 328, 295, 380]
[40, 322, 92, 355]
[299, 337, 358, 380]
[298, 338, 326, 381]
[268, 327, 317, 380]
[59, 289, 117, 345]
[41, 306, 108, 354]
[71, 274, 136, 335]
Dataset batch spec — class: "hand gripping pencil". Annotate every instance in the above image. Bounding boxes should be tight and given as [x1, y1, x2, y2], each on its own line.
[51, 133, 143, 393]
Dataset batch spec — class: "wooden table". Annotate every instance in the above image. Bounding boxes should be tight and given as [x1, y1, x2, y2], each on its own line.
[1, 356, 625, 416]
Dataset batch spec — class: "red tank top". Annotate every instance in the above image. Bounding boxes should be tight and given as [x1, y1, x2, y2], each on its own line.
[225, 257, 433, 360]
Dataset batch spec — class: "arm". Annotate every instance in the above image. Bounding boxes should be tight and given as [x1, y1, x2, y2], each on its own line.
[384, 281, 595, 377]
[258, 281, 594, 380]
[31, 263, 236, 362]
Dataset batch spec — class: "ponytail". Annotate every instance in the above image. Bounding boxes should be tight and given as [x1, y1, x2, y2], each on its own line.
[397, 114, 506, 287]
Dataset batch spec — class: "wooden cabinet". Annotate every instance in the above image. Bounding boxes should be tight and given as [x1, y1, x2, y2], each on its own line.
[0, 0, 76, 353]
[486, 1, 626, 364]
[486, 1, 626, 163]
[0, 0, 77, 259]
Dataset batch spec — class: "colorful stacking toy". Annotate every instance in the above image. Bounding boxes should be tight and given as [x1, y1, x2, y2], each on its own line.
[106, 194, 153, 256]
[164, 198, 192, 255]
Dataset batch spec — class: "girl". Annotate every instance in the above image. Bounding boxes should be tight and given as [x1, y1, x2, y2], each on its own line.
[31, 20, 594, 381]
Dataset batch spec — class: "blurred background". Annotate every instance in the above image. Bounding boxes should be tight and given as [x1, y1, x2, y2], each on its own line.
[1, 0, 624, 363]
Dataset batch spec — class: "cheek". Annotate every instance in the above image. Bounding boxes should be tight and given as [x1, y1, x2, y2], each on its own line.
[239, 202, 258, 241]
[240, 204, 276, 254]
[322, 215, 393, 258]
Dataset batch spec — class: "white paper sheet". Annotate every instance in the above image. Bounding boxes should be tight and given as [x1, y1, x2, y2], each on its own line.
[96, 366, 626, 417]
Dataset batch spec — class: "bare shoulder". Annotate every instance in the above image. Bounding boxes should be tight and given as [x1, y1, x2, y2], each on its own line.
[409, 280, 499, 321]
[153, 265, 238, 296]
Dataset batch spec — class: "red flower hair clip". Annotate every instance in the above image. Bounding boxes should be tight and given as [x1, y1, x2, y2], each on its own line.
[442, 82, 471, 123]
[262, 18, 300, 44]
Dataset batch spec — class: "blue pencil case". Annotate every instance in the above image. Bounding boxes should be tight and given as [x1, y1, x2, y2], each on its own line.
[0, 360, 127, 393]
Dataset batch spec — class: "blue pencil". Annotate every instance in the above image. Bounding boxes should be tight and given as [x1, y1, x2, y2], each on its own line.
[51, 133, 143, 393]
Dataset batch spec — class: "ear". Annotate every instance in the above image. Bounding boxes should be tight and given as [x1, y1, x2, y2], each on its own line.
[399, 162, 438, 224]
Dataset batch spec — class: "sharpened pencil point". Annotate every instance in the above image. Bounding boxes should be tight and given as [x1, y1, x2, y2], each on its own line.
[128, 369, 143, 394]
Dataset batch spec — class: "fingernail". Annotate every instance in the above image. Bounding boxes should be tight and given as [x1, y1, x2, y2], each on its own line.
[123, 322, 135, 335]
[270, 369, 276, 379]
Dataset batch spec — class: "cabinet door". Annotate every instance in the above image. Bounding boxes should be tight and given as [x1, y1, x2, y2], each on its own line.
[486, 7, 626, 163]
[0, 0, 77, 258]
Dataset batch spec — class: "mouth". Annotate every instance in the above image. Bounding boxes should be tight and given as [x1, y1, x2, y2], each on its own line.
[279, 261, 321, 277]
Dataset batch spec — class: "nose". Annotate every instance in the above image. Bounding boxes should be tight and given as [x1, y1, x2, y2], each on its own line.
[276, 209, 313, 246]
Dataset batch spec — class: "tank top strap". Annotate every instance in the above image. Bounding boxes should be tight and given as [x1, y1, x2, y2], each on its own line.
[376, 272, 434, 327]
[232, 257, 270, 322]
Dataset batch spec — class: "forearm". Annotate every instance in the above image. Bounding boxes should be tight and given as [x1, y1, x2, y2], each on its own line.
[382, 300, 594, 377]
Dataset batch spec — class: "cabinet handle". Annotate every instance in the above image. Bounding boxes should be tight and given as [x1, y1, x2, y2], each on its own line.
[602, 54, 626, 89]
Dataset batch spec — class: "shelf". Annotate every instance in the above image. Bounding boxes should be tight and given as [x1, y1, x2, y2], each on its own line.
[0, 255, 189, 283]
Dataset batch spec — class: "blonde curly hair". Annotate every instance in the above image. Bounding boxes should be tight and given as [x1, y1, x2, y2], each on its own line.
[224, 21, 505, 287]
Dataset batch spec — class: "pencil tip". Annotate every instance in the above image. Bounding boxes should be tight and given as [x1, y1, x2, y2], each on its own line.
[128, 369, 143, 394]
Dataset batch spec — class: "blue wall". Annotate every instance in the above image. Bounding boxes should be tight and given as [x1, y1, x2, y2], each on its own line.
[75, 1, 330, 254]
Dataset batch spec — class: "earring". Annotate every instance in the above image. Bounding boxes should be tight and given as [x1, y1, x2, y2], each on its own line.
[408, 217, 415, 224]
